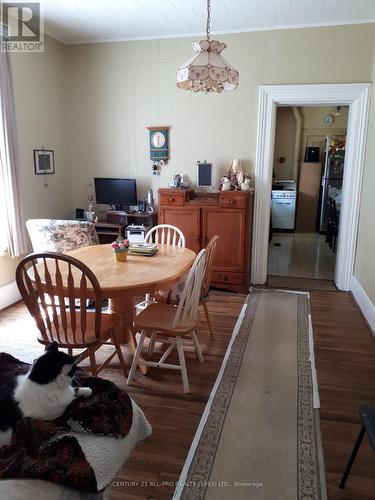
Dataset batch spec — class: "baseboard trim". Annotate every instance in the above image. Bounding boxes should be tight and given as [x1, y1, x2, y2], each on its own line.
[0, 280, 21, 311]
[351, 276, 375, 335]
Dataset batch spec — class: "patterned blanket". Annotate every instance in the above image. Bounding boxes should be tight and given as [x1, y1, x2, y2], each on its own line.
[0, 353, 150, 492]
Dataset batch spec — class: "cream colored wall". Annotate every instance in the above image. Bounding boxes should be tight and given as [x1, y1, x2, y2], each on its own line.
[0, 255, 22, 285]
[300, 106, 349, 130]
[354, 53, 375, 305]
[65, 24, 375, 210]
[0, 35, 69, 287]
[1, 23, 375, 298]
[10, 35, 70, 220]
[273, 107, 296, 180]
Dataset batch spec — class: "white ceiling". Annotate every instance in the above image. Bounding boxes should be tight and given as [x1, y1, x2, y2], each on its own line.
[41, 0, 375, 44]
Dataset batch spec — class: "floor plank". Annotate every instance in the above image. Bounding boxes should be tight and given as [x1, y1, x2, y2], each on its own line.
[267, 275, 337, 291]
[0, 292, 245, 499]
[310, 290, 375, 500]
[268, 232, 336, 279]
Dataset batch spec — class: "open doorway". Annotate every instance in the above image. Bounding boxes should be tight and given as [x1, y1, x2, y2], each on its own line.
[251, 84, 371, 291]
[267, 105, 349, 286]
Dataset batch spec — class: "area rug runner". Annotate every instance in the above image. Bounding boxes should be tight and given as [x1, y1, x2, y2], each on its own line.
[175, 289, 326, 500]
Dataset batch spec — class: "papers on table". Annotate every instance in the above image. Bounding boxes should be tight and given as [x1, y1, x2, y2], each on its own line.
[129, 243, 159, 257]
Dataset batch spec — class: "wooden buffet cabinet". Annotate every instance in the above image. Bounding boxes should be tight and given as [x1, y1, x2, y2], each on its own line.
[158, 188, 254, 293]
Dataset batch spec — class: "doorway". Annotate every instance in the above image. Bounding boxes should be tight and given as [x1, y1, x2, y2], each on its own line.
[251, 84, 371, 291]
[268, 105, 348, 284]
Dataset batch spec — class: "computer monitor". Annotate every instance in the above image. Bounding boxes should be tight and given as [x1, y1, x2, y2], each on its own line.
[94, 177, 137, 211]
[197, 162, 212, 188]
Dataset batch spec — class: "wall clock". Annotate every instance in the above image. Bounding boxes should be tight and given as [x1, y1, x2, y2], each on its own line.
[323, 114, 334, 125]
[147, 126, 169, 161]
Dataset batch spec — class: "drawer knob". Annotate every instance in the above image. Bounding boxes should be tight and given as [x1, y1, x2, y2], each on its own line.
[229, 199, 235, 205]
[169, 197, 175, 202]
[222, 275, 229, 281]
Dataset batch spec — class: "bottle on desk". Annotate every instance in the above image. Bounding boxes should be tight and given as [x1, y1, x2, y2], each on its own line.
[85, 203, 95, 223]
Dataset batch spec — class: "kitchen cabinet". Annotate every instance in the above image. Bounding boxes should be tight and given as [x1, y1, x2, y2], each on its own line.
[159, 206, 201, 253]
[158, 189, 254, 293]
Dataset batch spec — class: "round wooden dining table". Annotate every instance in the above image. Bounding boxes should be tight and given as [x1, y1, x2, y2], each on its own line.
[66, 243, 196, 373]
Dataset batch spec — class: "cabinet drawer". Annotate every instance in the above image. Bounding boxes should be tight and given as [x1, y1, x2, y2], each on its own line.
[211, 271, 244, 285]
[159, 192, 185, 206]
[219, 192, 247, 209]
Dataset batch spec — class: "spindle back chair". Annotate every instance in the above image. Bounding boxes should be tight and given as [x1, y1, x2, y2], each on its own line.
[16, 252, 127, 377]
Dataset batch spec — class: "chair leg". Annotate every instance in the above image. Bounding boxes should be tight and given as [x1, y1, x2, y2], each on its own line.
[148, 331, 157, 356]
[176, 336, 189, 393]
[191, 331, 204, 363]
[67, 347, 73, 356]
[113, 330, 128, 378]
[127, 330, 147, 386]
[203, 302, 214, 339]
[89, 348, 97, 376]
[339, 425, 366, 489]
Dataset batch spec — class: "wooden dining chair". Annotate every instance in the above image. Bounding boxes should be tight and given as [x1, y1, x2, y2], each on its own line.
[127, 249, 207, 393]
[144, 224, 185, 247]
[136, 224, 186, 314]
[200, 235, 219, 338]
[154, 235, 220, 339]
[15, 252, 127, 377]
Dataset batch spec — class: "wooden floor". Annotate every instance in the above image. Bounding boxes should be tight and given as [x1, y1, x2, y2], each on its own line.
[0, 289, 375, 499]
[268, 232, 336, 279]
[0, 292, 245, 499]
[311, 291, 375, 500]
[267, 275, 337, 291]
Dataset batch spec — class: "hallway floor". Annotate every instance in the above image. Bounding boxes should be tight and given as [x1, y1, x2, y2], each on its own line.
[267, 232, 336, 280]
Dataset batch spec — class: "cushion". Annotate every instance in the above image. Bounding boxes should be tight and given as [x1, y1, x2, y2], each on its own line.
[156, 271, 188, 304]
[0, 354, 152, 493]
[26, 219, 99, 254]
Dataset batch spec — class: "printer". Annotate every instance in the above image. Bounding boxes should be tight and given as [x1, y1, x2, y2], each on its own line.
[126, 224, 146, 243]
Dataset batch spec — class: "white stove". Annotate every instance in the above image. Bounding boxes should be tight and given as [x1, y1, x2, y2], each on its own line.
[271, 189, 296, 230]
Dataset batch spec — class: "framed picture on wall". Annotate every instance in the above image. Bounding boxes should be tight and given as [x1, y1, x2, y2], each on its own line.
[34, 149, 55, 174]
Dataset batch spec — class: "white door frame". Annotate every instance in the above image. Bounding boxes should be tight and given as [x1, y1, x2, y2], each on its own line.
[251, 83, 371, 290]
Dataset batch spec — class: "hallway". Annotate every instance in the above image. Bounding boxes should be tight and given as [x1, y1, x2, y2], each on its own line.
[267, 232, 336, 280]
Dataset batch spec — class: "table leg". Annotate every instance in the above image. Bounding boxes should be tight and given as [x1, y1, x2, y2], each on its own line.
[109, 295, 148, 375]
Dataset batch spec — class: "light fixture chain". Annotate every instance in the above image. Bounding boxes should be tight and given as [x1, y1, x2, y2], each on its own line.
[206, 0, 211, 41]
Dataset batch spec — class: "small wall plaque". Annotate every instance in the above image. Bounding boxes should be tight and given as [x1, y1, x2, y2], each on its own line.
[147, 126, 169, 161]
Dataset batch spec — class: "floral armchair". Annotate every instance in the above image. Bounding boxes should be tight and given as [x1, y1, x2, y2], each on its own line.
[26, 219, 99, 254]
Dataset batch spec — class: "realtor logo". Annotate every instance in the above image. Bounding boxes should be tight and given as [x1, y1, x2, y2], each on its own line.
[1, 2, 44, 52]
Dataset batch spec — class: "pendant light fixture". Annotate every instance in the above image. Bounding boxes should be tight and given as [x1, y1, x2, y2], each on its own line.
[176, 0, 239, 93]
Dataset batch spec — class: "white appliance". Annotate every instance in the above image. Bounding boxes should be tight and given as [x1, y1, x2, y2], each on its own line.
[271, 190, 296, 229]
[125, 224, 146, 243]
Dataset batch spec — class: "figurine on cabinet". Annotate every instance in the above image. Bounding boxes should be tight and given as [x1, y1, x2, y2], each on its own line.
[219, 159, 253, 191]
[225, 158, 244, 190]
[241, 178, 252, 191]
[231, 159, 244, 185]
[220, 175, 231, 191]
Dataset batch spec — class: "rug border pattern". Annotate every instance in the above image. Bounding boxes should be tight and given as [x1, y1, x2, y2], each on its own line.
[180, 291, 261, 500]
[297, 294, 321, 500]
[179, 290, 324, 500]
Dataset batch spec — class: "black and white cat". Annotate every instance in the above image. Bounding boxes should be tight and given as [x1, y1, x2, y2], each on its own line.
[0, 342, 92, 446]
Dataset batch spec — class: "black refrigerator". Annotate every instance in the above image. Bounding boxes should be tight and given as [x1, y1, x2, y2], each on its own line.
[318, 136, 345, 232]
